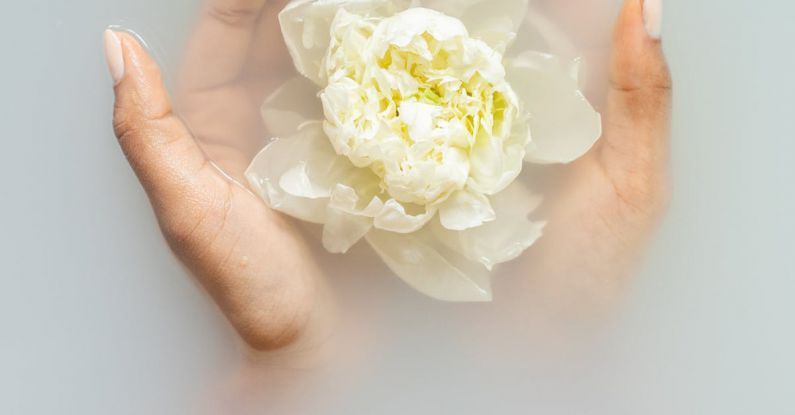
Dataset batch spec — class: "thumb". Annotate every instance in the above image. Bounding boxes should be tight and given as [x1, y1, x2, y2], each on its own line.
[600, 0, 672, 189]
[104, 29, 209, 208]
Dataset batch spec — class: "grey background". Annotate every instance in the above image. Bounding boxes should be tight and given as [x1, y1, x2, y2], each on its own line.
[2, 0, 794, 414]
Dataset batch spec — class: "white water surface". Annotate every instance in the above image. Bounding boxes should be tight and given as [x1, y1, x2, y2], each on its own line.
[1, 1, 794, 413]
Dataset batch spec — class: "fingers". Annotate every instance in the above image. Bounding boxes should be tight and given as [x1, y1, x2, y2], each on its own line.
[105, 29, 209, 207]
[246, 0, 294, 80]
[601, 0, 672, 181]
[180, 0, 270, 90]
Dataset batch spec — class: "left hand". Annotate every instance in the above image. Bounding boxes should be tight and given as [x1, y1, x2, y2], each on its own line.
[514, 0, 672, 312]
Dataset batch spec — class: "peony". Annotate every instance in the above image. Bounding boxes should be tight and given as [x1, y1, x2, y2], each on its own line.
[246, 0, 602, 302]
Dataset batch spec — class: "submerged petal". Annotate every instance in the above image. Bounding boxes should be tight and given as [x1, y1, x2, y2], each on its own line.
[366, 228, 492, 302]
[279, 162, 330, 199]
[280, 0, 412, 85]
[507, 51, 602, 164]
[507, 8, 579, 62]
[323, 208, 373, 254]
[322, 184, 381, 253]
[262, 77, 322, 138]
[245, 122, 352, 223]
[432, 182, 545, 270]
[422, 0, 529, 52]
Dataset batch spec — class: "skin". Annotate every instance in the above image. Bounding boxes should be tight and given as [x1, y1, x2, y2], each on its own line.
[512, 0, 672, 313]
[108, 0, 671, 353]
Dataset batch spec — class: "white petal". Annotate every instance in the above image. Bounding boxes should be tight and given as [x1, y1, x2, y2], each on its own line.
[373, 199, 436, 234]
[327, 183, 383, 216]
[322, 184, 380, 253]
[507, 51, 602, 164]
[279, 162, 329, 199]
[507, 8, 579, 62]
[279, 0, 412, 85]
[262, 77, 322, 138]
[245, 122, 347, 224]
[438, 189, 496, 231]
[467, 119, 529, 195]
[370, 7, 469, 56]
[366, 228, 492, 302]
[323, 209, 373, 254]
[422, 0, 529, 52]
[399, 101, 441, 142]
[432, 182, 545, 270]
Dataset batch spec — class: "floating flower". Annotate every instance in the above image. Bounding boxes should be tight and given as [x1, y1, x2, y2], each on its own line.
[246, 0, 602, 302]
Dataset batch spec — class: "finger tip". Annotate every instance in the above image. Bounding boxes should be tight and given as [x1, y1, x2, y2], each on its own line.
[106, 27, 151, 67]
[612, 0, 669, 72]
[107, 27, 165, 90]
[116, 32, 143, 63]
[616, 0, 662, 43]
[642, 0, 663, 40]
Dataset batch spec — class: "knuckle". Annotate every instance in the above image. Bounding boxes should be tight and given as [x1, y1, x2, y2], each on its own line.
[113, 101, 177, 147]
[610, 55, 673, 100]
[649, 69, 673, 94]
[609, 83, 672, 123]
[157, 179, 229, 251]
[158, 192, 216, 248]
[112, 113, 134, 142]
[112, 100, 144, 141]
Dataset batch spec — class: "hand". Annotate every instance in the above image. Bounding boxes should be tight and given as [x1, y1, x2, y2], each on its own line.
[104, 0, 671, 353]
[512, 0, 672, 312]
[105, 0, 326, 352]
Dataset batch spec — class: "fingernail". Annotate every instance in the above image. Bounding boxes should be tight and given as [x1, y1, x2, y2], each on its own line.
[103, 29, 124, 85]
[643, 0, 663, 39]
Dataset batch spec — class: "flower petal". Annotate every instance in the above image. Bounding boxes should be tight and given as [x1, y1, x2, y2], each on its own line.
[467, 118, 529, 195]
[262, 77, 322, 138]
[369, 7, 469, 56]
[432, 182, 545, 270]
[246, 122, 350, 224]
[279, 161, 330, 199]
[322, 184, 381, 253]
[507, 8, 579, 61]
[373, 199, 436, 234]
[507, 51, 602, 164]
[438, 188, 496, 231]
[323, 209, 373, 254]
[279, 0, 412, 85]
[421, 0, 529, 52]
[366, 228, 492, 302]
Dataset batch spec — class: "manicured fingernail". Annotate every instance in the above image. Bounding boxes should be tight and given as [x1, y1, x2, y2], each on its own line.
[103, 29, 124, 85]
[643, 0, 663, 39]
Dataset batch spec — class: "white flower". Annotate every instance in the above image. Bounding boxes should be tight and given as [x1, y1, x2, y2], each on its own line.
[247, 0, 602, 302]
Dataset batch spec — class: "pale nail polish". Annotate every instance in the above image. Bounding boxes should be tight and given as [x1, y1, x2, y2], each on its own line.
[103, 29, 124, 85]
[643, 0, 663, 39]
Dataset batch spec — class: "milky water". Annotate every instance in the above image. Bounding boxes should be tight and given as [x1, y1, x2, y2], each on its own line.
[1, 0, 794, 414]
